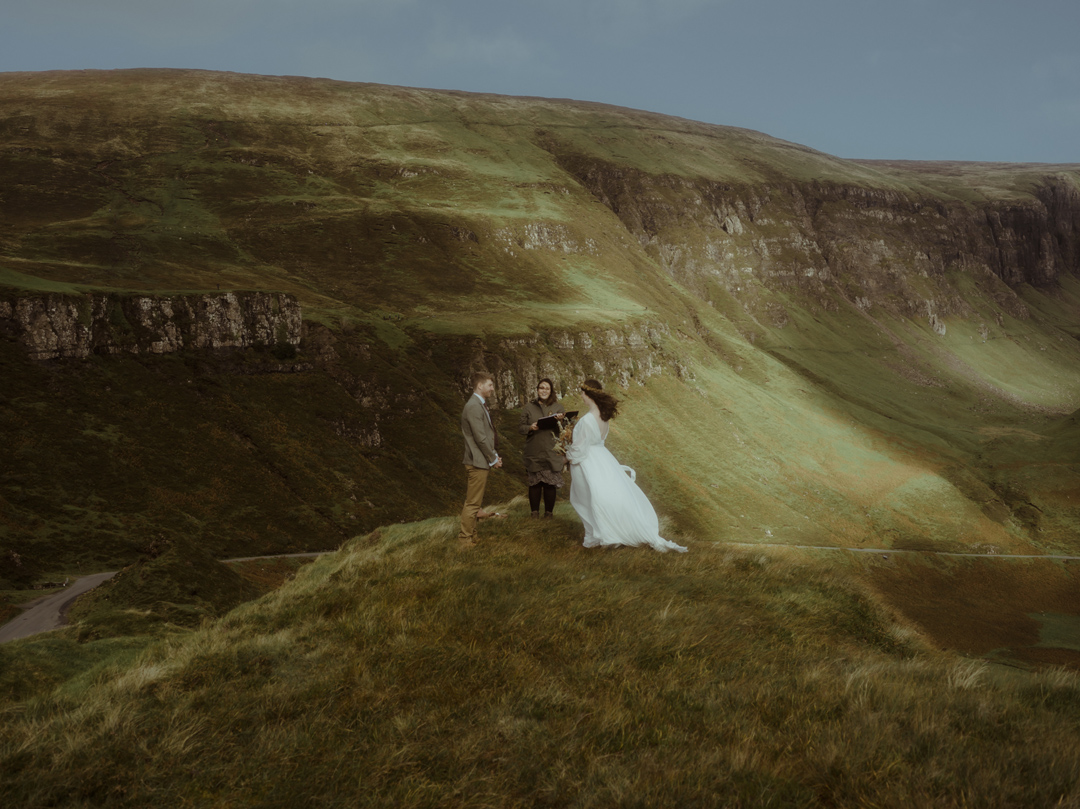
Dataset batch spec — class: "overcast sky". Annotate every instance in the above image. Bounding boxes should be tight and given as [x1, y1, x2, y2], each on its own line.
[2, 0, 1078, 163]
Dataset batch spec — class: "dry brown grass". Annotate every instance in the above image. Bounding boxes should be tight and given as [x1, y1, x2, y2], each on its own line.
[2, 501, 1079, 807]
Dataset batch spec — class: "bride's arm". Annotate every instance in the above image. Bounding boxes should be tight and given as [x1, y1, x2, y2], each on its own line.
[563, 417, 590, 464]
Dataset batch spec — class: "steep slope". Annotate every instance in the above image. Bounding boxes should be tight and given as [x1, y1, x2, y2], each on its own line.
[1, 69, 1080, 581]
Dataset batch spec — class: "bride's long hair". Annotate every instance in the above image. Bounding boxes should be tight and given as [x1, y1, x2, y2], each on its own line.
[581, 378, 619, 421]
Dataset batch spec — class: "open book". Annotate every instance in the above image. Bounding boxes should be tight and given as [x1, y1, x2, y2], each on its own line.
[535, 411, 578, 432]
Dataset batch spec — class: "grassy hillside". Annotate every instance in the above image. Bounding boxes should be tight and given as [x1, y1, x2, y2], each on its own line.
[3, 72, 1078, 558]
[2, 65, 1079, 614]
[2, 70, 1076, 323]
[2, 506, 1080, 807]
[2, 73, 1080, 801]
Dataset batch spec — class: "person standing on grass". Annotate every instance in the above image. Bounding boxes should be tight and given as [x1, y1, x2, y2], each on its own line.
[518, 378, 567, 519]
[458, 371, 503, 547]
[564, 378, 687, 553]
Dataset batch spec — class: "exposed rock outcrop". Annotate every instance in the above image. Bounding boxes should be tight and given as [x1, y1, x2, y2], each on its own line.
[475, 321, 686, 409]
[546, 151, 1080, 326]
[0, 290, 301, 360]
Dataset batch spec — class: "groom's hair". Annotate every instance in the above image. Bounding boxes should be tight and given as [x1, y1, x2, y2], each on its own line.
[581, 378, 619, 421]
[470, 371, 494, 390]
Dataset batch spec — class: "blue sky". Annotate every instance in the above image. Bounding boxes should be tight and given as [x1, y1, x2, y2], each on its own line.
[2, 0, 1078, 162]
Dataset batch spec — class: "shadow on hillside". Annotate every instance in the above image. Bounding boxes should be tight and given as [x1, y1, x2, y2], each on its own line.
[861, 554, 1080, 671]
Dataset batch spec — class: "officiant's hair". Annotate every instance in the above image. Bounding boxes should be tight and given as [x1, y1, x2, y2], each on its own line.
[536, 377, 557, 406]
[581, 378, 619, 421]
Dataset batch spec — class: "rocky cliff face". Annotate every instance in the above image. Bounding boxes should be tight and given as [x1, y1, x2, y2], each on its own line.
[303, 319, 689, 425]
[548, 155, 1080, 337]
[0, 290, 301, 360]
[476, 323, 688, 409]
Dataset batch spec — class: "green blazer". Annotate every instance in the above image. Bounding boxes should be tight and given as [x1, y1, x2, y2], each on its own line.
[518, 399, 566, 474]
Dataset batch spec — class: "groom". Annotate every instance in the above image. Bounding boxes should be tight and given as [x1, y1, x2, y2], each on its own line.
[458, 371, 502, 547]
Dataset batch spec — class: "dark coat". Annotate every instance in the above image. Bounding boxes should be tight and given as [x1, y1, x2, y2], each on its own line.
[518, 399, 566, 474]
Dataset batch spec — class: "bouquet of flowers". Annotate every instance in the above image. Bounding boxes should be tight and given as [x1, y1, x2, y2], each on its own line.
[552, 412, 578, 455]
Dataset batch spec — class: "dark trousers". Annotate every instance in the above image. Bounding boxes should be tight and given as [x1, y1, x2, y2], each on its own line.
[529, 482, 557, 514]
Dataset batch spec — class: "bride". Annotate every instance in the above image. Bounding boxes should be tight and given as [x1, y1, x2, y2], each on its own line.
[564, 379, 687, 553]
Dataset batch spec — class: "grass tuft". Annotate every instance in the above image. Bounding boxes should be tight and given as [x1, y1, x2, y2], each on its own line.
[2, 504, 1080, 806]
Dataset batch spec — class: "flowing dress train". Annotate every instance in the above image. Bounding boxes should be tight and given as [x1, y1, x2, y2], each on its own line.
[566, 412, 687, 553]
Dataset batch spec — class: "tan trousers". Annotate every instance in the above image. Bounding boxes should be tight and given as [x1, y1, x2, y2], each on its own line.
[458, 465, 490, 542]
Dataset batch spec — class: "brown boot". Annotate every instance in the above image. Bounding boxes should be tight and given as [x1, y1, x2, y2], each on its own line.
[530, 511, 539, 519]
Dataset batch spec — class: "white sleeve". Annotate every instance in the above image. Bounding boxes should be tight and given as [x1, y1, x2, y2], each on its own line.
[564, 417, 590, 464]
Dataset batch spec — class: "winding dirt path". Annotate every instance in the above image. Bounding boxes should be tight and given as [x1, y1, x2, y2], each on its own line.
[0, 572, 118, 644]
[0, 552, 329, 644]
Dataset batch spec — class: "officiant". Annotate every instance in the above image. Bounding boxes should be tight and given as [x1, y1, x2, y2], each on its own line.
[518, 378, 568, 519]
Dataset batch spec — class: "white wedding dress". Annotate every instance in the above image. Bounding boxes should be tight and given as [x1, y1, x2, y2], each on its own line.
[566, 411, 688, 553]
